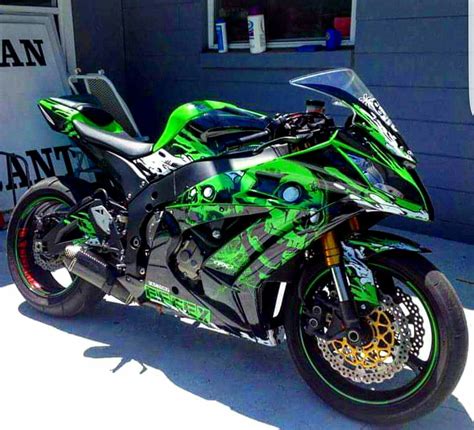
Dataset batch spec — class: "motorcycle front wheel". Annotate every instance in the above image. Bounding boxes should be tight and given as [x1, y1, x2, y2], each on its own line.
[284, 252, 468, 425]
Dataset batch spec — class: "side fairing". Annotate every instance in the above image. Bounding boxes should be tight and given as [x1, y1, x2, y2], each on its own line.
[166, 127, 431, 303]
[164, 151, 359, 331]
[167, 150, 338, 299]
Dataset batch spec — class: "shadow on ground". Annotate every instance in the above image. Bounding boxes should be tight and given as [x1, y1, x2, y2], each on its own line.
[19, 300, 473, 430]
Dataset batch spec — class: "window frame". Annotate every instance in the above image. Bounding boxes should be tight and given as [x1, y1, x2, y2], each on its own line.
[0, 0, 76, 72]
[207, 0, 357, 50]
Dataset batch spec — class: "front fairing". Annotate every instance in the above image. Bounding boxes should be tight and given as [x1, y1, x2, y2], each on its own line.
[281, 130, 432, 223]
[289, 69, 432, 221]
[323, 132, 431, 220]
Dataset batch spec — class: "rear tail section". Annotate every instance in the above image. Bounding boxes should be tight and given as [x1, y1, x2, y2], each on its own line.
[38, 95, 124, 138]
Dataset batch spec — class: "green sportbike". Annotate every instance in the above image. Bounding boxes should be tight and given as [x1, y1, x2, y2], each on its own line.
[7, 68, 468, 424]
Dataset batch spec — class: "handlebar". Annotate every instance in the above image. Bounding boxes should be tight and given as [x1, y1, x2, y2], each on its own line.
[228, 113, 326, 157]
[218, 134, 314, 160]
[237, 129, 271, 144]
[236, 115, 287, 144]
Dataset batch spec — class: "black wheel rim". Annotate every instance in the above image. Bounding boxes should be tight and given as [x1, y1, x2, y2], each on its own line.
[14, 196, 78, 299]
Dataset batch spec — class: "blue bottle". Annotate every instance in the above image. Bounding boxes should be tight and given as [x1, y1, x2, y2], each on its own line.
[216, 19, 228, 53]
[326, 29, 342, 51]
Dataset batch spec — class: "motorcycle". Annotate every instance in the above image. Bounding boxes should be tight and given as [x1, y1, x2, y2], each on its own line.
[7, 68, 468, 424]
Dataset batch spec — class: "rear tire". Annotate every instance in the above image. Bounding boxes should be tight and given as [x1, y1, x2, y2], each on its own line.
[284, 252, 468, 425]
[7, 176, 104, 317]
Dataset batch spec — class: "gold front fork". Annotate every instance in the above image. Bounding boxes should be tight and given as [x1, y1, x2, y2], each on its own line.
[321, 231, 342, 267]
[320, 226, 361, 342]
[321, 217, 360, 267]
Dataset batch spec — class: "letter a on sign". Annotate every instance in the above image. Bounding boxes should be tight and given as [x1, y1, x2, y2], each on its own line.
[0, 14, 70, 210]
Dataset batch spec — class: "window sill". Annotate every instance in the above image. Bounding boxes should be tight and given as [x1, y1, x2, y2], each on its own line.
[200, 48, 353, 70]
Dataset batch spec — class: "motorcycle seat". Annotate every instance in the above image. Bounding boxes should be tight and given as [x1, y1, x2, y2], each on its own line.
[50, 95, 115, 127]
[73, 120, 153, 160]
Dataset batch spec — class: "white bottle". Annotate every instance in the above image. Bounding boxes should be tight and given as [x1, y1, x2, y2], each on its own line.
[248, 7, 266, 54]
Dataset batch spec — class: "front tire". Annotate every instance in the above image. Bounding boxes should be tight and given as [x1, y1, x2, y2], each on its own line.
[284, 252, 468, 425]
[7, 177, 104, 317]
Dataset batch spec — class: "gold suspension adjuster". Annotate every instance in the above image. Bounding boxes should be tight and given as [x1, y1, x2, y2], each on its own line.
[321, 231, 341, 267]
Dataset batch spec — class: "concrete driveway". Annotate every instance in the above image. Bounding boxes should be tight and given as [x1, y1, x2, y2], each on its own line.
[0, 228, 473, 430]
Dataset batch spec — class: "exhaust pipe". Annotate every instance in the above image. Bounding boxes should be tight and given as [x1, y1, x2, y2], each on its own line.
[63, 245, 133, 303]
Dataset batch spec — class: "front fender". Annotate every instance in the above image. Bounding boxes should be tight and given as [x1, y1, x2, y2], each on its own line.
[341, 230, 429, 306]
[346, 230, 430, 259]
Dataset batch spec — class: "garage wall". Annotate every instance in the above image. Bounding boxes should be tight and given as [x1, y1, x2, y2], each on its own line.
[355, 0, 474, 241]
[95, 0, 474, 242]
[123, 0, 205, 134]
[72, 0, 126, 94]
[122, 0, 354, 134]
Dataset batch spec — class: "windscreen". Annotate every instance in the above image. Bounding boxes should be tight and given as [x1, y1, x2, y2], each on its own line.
[290, 68, 397, 133]
[290, 68, 415, 162]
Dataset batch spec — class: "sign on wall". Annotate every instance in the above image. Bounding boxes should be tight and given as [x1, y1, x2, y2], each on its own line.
[0, 14, 74, 210]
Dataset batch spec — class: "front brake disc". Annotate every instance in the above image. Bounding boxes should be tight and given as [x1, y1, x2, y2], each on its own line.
[317, 293, 417, 384]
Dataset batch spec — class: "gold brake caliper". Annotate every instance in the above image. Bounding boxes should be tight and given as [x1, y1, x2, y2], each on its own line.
[329, 308, 396, 369]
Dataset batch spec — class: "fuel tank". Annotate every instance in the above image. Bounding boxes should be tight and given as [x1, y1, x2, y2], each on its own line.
[153, 100, 271, 160]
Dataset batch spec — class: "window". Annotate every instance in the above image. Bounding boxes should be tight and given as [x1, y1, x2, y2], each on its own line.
[208, 0, 357, 50]
[0, 0, 76, 71]
[0, 1, 57, 6]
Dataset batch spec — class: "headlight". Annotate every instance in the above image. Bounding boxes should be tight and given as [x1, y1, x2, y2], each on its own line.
[348, 154, 404, 199]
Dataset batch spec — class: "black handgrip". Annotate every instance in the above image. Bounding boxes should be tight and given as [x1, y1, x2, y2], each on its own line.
[238, 129, 270, 144]
[237, 115, 287, 144]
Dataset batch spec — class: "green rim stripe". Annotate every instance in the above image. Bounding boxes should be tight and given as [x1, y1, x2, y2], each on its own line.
[299, 264, 440, 405]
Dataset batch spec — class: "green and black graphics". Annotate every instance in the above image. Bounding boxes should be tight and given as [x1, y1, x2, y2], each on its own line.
[8, 68, 467, 425]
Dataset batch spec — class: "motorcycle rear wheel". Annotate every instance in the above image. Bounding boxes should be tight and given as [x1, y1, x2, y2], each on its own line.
[284, 252, 468, 425]
[7, 177, 104, 317]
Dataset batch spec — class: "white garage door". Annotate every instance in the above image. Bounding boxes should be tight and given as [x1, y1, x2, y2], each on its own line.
[0, 1, 77, 211]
